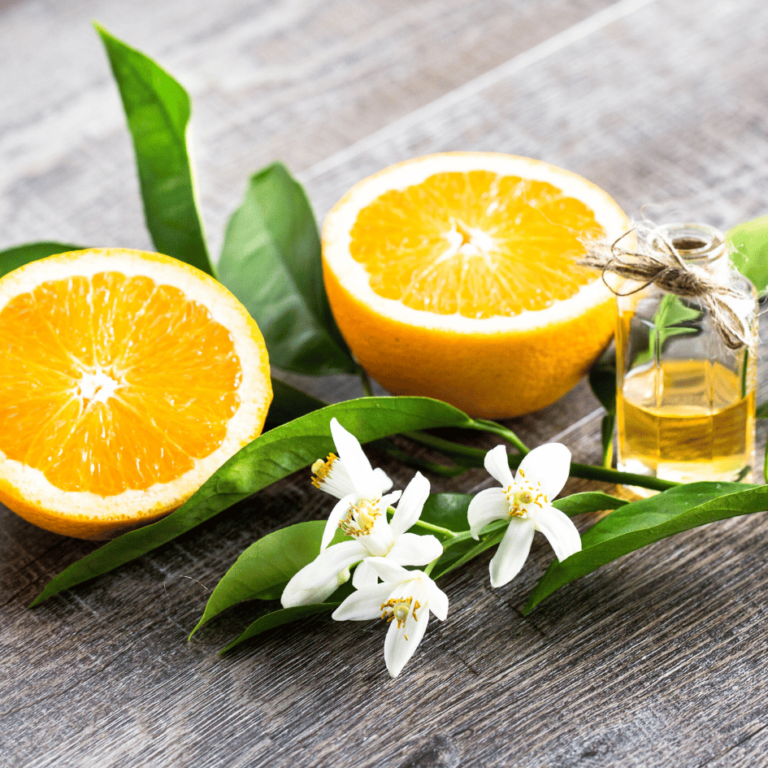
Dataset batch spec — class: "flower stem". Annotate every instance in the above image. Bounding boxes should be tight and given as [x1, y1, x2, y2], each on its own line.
[359, 368, 374, 397]
[385, 506, 457, 538]
[404, 431, 679, 492]
[440, 531, 474, 549]
[411, 519, 458, 538]
[467, 419, 530, 454]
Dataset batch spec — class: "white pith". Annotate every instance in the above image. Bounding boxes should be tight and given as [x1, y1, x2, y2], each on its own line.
[0, 248, 270, 522]
[323, 152, 629, 333]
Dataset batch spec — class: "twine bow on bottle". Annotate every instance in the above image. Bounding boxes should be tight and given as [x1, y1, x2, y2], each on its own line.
[579, 226, 756, 351]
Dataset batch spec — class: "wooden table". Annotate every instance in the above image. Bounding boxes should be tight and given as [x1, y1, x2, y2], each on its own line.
[3, 0, 768, 765]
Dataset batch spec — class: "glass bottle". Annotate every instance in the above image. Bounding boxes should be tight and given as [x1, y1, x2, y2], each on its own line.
[615, 223, 758, 490]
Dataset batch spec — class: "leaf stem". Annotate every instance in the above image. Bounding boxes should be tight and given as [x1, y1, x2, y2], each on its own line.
[404, 431, 679, 492]
[467, 419, 530, 454]
[359, 368, 374, 397]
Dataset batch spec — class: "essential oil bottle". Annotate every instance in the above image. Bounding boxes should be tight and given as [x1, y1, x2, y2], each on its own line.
[615, 223, 758, 489]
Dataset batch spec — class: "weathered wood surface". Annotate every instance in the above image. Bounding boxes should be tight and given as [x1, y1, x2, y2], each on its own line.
[2, 0, 768, 765]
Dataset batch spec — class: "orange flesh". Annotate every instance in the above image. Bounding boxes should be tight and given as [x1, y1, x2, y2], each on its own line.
[0, 272, 242, 496]
[349, 170, 605, 318]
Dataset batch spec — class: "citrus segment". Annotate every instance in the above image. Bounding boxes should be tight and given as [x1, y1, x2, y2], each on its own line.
[0, 249, 271, 539]
[322, 153, 628, 418]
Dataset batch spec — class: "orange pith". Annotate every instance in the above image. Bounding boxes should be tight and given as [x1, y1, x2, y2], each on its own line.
[350, 170, 604, 318]
[0, 272, 241, 496]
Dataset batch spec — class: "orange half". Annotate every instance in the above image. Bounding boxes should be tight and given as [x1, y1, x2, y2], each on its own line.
[322, 153, 628, 417]
[0, 248, 271, 539]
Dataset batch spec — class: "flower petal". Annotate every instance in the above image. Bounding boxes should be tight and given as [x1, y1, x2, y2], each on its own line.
[467, 487, 509, 539]
[330, 418, 377, 496]
[373, 467, 394, 494]
[516, 443, 571, 499]
[532, 504, 582, 562]
[366, 558, 416, 584]
[352, 559, 379, 588]
[380, 490, 402, 509]
[387, 533, 443, 566]
[316, 458, 356, 500]
[281, 572, 344, 608]
[384, 601, 429, 678]
[484, 444, 515, 487]
[332, 582, 395, 621]
[390, 472, 430, 537]
[321, 494, 355, 551]
[280, 540, 366, 608]
[425, 579, 449, 621]
[489, 518, 535, 588]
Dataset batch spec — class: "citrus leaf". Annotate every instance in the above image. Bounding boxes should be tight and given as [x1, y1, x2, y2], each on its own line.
[94, 23, 214, 276]
[523, 481, 765, 613]
[419, 493, 473, 532]
[0, 242, 84, 278]
[218, 162, 356, 375]
[267, 379, 327, 428]
[552, 491, 628, 516]
[190, 522, 351, 636]
[728, 216, 768, 293]
[32, 396, 472, 606]
[220, 603, 340, 654]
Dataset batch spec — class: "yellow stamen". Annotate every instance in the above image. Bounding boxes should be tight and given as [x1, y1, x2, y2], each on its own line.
[338, 498, 381, 537]
[381, 597, 413, 628]
[504, 483, 549, 518]
[311, 453, 338, 489]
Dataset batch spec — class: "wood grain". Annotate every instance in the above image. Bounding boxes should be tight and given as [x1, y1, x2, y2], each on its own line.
[2, 0, 768, 766]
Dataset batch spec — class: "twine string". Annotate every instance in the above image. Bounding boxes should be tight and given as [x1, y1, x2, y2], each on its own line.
[580, 225, 755, 351]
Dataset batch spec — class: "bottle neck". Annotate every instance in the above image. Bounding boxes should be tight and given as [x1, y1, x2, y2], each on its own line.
[649, 223, 728, 279]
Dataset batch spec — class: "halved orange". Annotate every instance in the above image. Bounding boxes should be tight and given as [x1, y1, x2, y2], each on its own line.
[322, 153, 628, 418]
[0, 248, 271, 539]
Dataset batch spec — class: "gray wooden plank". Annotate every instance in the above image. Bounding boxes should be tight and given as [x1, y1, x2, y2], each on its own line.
[2, 0, 768, 766]
[0, 0, 616, 256]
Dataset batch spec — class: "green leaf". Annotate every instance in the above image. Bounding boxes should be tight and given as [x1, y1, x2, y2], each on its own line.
[756, 402, 768, 419]
[728, 216, 768, 293]
[0, 242, 85, 278]
[588, 345, 616, 467]
[220, 603, 339, 654]
[524, 481, 765, 613]
[32, 396, 472, 606]
[552, 491, 628, 516]
[94, 23, 214, 276]
[419, 493, 473, 532]
[218, 162, 356, 375]
[190, 521, 350, 636]
[267, 379, 327, 428]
